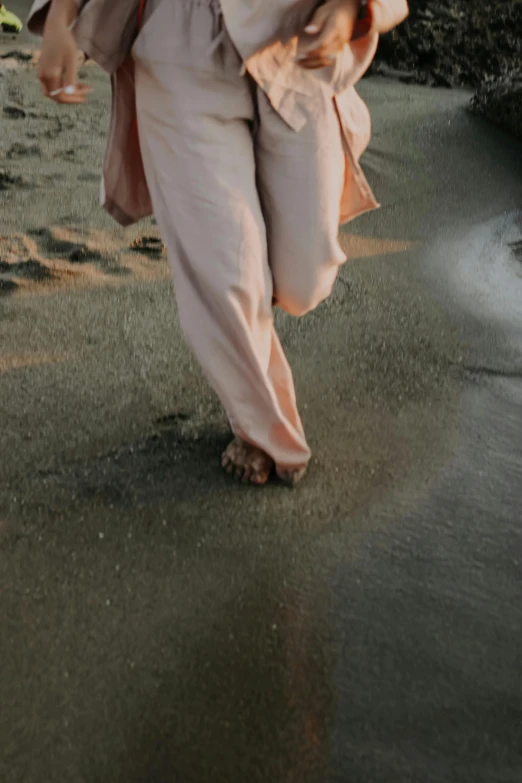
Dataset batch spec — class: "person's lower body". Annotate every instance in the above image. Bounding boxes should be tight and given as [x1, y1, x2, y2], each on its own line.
[133, 0, 346, 485]
[0, 4, 23, 33]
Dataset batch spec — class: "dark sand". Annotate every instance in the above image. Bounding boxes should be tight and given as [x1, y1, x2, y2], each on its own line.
[1, 5, 522, 782]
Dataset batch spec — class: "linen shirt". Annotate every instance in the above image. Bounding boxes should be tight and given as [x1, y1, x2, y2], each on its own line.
[28, 0, 409, 225]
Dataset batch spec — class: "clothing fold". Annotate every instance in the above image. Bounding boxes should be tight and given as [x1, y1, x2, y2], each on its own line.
[25, 0, 400, 227]
[26, 0, 409, 466]
[131, 0, 351, 466]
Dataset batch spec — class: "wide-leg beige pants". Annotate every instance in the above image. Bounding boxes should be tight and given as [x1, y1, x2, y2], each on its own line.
[133, 0, 347, 470]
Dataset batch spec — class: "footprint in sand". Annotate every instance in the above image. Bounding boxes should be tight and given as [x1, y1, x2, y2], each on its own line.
[1, 50, 33, 65]
[0, 169, 26, 190]
[7, 83, 25, 104]
[29, 227, 105, 264]
[0, 227, 168, 296]
[155, 412, 192, 428]
[0, 235, 53, 295]
[3, 105, 26, 120]
[0, 231, 103, 295]
[54, 147, 88, 163]
[510, 240, 522, 263]
[0, 257, 52, 281]
[28, 126, 61, 141]
[7, 143, 41, 159]
[23, 112, 76, 141]
[130, 235, 166, 258]
[0, 167, 52, 190]
[0, 279, 18, 296]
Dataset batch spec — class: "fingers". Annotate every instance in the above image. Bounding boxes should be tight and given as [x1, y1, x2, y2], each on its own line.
[38, 47, 90, 104]
[301, 4, 332, 42]
[41, 80, 92, 104]
[63, 48, 78, 85]
[38, 65, 63, 98]
[300, 17, 339, 54]
[54, 82, 92, 104]
[294, 1, 356, 70]
[296, 18, 344, 69]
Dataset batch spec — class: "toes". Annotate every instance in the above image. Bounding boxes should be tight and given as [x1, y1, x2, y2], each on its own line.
[222, 454, 236, 474]
[250, 463, 271, 485]
[251, 458, 272, 485]
[221, 438, 274, 486]
[222, 438, 247, 479]
[222, 439, 243, 469]
[251, 472, 269, 485]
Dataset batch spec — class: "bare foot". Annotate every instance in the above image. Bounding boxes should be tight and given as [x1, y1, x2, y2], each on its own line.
[221, 437, 274, 485]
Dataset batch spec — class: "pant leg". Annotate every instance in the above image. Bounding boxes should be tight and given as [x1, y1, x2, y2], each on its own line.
[133, 0, 311, 470]
[255, 87, 347, 317]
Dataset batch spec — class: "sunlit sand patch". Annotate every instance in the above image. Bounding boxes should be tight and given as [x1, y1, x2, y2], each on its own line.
[0, 50, 38, 71]
[341, 234, 416, 260]
[0, 228, 170, 296]
[0, 352, 69, 373]
[0, 229, 412, 296]
[0, 57, 22, 71]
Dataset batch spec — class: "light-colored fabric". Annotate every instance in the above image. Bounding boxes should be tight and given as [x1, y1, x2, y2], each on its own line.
[133, 0, 354, 468]
[27, 0, 408, 227]
[29, 0, 139, 72]
[28, 0, 409, 69]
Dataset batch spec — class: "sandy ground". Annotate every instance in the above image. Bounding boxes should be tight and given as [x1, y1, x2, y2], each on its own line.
[1, 10, 522, 783]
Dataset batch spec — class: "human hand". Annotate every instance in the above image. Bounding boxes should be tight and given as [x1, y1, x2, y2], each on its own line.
[38, 2, 91, 104]
[295, 0, 360, 69]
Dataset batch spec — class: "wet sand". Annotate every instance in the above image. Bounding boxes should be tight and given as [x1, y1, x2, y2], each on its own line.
[1, 25, 522, 783]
